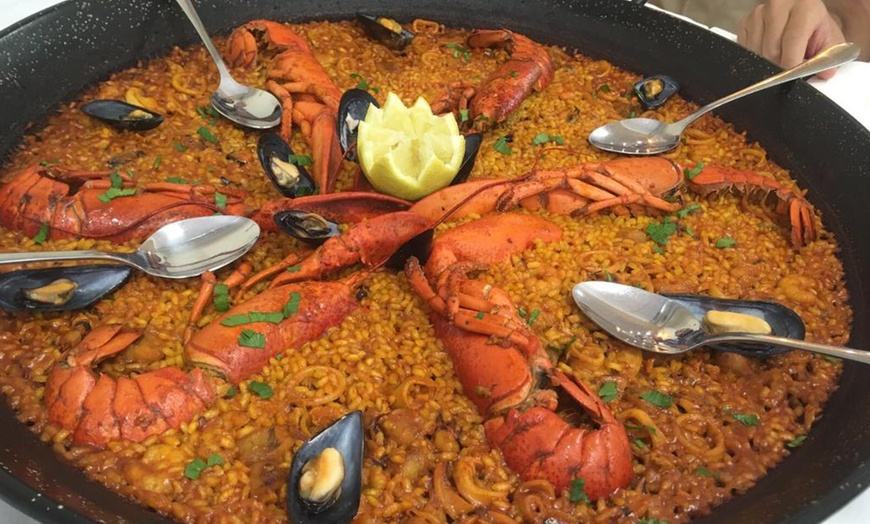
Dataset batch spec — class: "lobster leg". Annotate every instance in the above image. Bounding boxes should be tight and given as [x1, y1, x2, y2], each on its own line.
[183, 262, 253, 345]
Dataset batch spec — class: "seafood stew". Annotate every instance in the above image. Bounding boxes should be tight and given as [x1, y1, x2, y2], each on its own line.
[0, 1, 868, 524]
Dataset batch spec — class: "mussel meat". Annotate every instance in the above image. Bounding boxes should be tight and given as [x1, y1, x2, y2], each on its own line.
[337, 89, 380, 163]
[356, 14, 414, 51]
[0, 265, 132, 312]
[257, 134, 318, 198]
[287, 411, 363, 524]
[80, 100, 164, 131]
[449, 132, 483, 186]
[664, 294, 805, 356]
[274, 210, 341, 245]
[633, 75, 679, 109]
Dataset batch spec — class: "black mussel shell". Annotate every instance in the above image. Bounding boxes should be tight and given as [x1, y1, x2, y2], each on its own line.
[633, 75, 679, 109]
[384, 228, 434, 271]
[664, 294, 806, 357]
[356, 14, 414, 51]
[0, 265, 132, 312]
[258, 134, 318, 198]
[80, 100, 164, 131]
[337, 89, 380, 163]
[287, 411, 363, 524]
[274, 210, 341, 246]
[449, 133, 483, 186]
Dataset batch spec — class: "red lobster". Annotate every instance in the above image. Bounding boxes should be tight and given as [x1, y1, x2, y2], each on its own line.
[226, 20, 344, 193]
[432, 29, 554, 130]
[0, 164, 246, 242]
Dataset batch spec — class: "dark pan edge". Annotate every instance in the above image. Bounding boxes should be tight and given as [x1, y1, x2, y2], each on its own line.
[0, 1, 868, 523]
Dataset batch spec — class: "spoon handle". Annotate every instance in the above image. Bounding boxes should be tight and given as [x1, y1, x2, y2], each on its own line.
[706, 333, 870, 364]
[0, 250, 138, 269]
[673, 42, 860, 131]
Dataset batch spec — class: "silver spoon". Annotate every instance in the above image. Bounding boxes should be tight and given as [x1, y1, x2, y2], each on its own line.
[173, 0, 281, 129]
[572, 281, 870, 364]
[0, 216, 260, 279]
[588, 42, 860, 155]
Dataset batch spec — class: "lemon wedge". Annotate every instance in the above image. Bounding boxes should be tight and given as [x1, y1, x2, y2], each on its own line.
[358, 92, 465, 200]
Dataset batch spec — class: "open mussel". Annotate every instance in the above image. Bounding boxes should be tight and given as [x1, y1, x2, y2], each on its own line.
[80, 100, 164, 131]
[356, 14, 414, 51]
[664, 294, 806, 357]
[337, 89, 380, 163]
[274, 210, 341, 246]
[258, 134, 318, 198]
[0, 265, 132, 312]
[633, 75, 679, 109]
[449, 132, 483, 186]
[287, 411, 363, 524]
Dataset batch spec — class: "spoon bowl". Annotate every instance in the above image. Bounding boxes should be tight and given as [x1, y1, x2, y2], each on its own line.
[572, 281, 870, 364]
[0, 216, 260, 279]
[588, 43, 859, 155]
[174, 0, 281, 129]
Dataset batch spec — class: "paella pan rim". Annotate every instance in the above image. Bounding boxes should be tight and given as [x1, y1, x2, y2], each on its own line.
[0, 1, 869, 523]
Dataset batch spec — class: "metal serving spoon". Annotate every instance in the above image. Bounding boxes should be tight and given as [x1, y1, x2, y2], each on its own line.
[0, 216, 260, 279]
[588, 42, 860, 155]
[173, 0, 281, 129]
[572, 281, 870, 364]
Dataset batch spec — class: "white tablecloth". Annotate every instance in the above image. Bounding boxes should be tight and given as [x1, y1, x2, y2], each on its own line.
[0, 1, 866, 523]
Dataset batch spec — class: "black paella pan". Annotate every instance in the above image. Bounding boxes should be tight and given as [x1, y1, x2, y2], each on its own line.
[0, 0, 869, 522]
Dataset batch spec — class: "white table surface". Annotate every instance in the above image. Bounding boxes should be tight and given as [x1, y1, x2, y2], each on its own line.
[0, 1, 866, 523]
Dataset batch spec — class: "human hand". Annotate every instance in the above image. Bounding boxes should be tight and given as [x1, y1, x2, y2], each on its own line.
[739, 0, 846, 79]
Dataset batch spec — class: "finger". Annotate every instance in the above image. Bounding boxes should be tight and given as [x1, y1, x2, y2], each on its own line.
[779, 6, 832, 69]
[760, 2, 793, 62]
[739, 6, 766, 53]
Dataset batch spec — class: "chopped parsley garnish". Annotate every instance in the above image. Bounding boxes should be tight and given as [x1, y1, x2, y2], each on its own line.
[96, 187, 136, 203]
[286, 265, 302, 273]
[173, 141, 187, 152]
[39, 159, 59, 167]
[510, 70, 518, 78]
[349, 73, 380, 93]
[184, 457, 208, 480]
[165, 177, 200, 185]
[603, 270, 615, 282]
[652, 244, 665, 255]
[444, 42, 471, 61]
[287, 153, 313, 167]
[238, 329, 266, 349]
[213, 283, 230, 312]
[526, 308, 540, 326]
[640, 390, 673, 408]
[568, 478, 590, 504]
[494, 136, 513, 155]
[220, 311, 284, 327]
[214, 192, 227, 210]
[109, 171, 124, 188]
[197, 126, 218, 144]
[598, 84, 612, 93]
[283, 292, 301, 318]
[597, 381, 618, 403]
[676, 203, 701, 219]
[207, 453, 224, 467]
[224, 386, 237, 399]
[152, 154, 162, 170]
[531, 132, 565, 146]
[459, 109, 469, 123]
[32, 222, 49, 245]
[248, 381, 274, 399]
[715, 236, 736, 248]
[683, 161, 705, 180]
[475, 311, 485, 319]
[684, 225, 695, 237]
[629, 110, 637, 118]
[196, 105, 220, 123]
[695, 467, 720, 478]
[787, 435, 807, 448]
[637, 519, 669, 524]
[631, 437, 648, 449]
[546, 334, 577, 357]
[646, 216, 678, 245]
[724, 408, 759, 426]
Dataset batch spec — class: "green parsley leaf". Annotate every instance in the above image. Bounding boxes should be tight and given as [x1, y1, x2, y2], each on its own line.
[715, 236, 736, 248]
[569, 478, 590, 504]
[510, 70, 518, 78]
[786, 435, 807, 448]
[197, 126, 218, 144]
[283, 292, 301, 318]
[287, 154, 313, 167]
[598, 84, 612, 93]
[640, 390, 673, 408]
[637, 519, 669, 524]
[165, 177, 200, 185]
[224, 386, 237, 399]
[475, 311, 484, 319]
[109, 171, 124, 189]
[724, 408, 759, 426]
[444, 42, 471, 61]
[213, 283, 230, 312]
[629, 110, 637, 118]
[494, 136, 513, 155]
[676, 203, 701, 219]
[545, 334, 577, 357]
[824, 355, 840, 363]
[152, 154, 162, 170]
[184, 457, 207, 480]
[96, 187, 136, 203]
[32, 222, 49, 245]
[238, 329, 266, 349]
[39, 159, 59, 167]
[221, 311, 284, 327]
[597, 381, 618, 403]
[695, 466, 720, 478]
[631, 437, 648, 449]
[526, 308, 540, 326]
[215, 192, 227, 210]
[206, 453, 224, 467]
[683, 161, 705, 180]
[684, 225, 695, 237]
[286, 265, 301, 273]
[248, 380, 274, 399]
[275, 353, 283, 360]
[196, 105, 220, 119]
[646, 216, 678, 245]
[652, 244, 665, 255]
[349, 73, 379, 93]
[173, 141, 187, 152]
[459, 109, 469, 123]
[518, 307, 527, 318]
[603, 270, 615, 282]
[531, 133, 566, 146]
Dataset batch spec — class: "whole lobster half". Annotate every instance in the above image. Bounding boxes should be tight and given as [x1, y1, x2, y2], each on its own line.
[0, 164, 246, 242]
